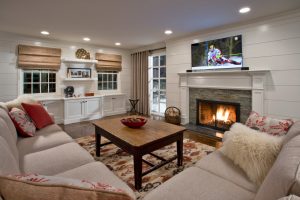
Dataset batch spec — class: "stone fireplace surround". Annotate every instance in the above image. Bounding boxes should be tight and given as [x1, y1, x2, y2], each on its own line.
[178, 69, 269, 125]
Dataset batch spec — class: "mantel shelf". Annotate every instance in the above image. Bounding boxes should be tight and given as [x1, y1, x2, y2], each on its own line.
[62, 58, 98, 64]
[63, 78, 98, 82]
[178, 69, 270, 76]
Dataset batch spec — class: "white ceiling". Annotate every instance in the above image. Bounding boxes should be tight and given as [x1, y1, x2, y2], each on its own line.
[1, 0, 300, 49]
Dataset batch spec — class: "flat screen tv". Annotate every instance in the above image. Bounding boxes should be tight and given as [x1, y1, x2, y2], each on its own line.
[191, 35, 243, 70]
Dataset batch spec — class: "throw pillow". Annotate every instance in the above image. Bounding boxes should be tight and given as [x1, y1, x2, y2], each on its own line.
[221, 123, 283, 185]
[0, 174, 133, 200]
[5, 95, 37, 111]
[21, 103, 54, 129]
[245, 111, 294, 136]
[8, 108, 36, 137]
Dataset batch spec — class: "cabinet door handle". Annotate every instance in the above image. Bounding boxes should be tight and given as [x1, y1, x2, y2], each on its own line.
[112, 98, 116, 100]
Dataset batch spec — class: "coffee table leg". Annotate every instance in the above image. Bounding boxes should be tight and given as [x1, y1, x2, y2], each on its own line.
[133, 153, 142, 190]
[177, 132, 183, 166]
[95, 127, 101, 157]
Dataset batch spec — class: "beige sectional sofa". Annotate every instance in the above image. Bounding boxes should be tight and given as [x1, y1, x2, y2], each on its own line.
[144, 121, 300, 200]
[0, 105, 135, 199]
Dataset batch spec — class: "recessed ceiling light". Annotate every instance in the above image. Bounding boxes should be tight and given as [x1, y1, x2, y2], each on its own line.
[41, 31, 49, 35]
[83, 37, 90, 41]
[164, 30, 173, 35]
[115, 42, 121, 46]
[239, 7, 251, 14]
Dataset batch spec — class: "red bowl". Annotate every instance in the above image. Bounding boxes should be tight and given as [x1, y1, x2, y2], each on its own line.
[121, 117, 147, 128]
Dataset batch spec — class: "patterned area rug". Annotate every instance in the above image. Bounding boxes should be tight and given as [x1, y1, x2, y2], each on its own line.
[76, 135, 215, 199]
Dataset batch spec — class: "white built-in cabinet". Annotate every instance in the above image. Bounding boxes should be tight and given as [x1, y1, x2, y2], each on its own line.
[40, 94, 127, 125]
[102, 94, 126, 117]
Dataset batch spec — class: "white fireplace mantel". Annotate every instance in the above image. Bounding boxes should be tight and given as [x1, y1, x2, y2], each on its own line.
[178, 69, 270, 125]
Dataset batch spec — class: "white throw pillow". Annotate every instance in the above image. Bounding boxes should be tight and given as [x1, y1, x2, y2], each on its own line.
[221, 123, 283, 185]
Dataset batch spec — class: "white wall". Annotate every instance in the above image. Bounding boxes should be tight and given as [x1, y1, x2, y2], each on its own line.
[0, 31, 132, 106]
[166, 10, 300, 121]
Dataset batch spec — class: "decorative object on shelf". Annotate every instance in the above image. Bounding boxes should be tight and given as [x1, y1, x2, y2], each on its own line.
[18, 44, 61, 70]
[121, 117, 147, 128]
[165, 106, 181, 125]
[64, 86, 74, 98]
[95, 53, 122, 71]
[67, 68, 91, 78]
[129, 99, 139, 115]
[84, 92, 94, 97]
[75, 48, 90, 59]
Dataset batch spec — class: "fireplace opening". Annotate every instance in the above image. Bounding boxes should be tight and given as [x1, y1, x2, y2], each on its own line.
[197, 99, 240, 131]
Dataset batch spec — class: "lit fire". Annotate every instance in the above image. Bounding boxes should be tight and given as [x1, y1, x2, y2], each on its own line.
[213, 107, 230, 122]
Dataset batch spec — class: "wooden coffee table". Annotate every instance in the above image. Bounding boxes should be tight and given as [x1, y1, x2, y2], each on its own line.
[93, 117, 186, 190]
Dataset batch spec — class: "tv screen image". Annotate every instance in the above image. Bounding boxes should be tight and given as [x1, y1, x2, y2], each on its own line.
[191, 35, 243, 70]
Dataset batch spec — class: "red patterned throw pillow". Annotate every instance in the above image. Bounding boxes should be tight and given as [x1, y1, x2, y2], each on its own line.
[0, 174, 133, 200]
[245, 111, 294, 136]
[8, 108, 36, 137]
[21, 102, 54, 129]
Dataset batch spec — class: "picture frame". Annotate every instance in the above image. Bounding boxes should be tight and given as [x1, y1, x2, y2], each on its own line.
[67, 68, 91, 78]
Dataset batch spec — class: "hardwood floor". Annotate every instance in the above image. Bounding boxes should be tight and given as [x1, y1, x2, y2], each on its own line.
[60, 114, 222, 149]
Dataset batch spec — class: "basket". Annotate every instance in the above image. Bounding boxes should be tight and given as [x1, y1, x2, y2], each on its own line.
[165, 106, 181, 125]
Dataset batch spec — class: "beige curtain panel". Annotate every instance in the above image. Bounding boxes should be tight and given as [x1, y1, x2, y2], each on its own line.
[18, 45, 61, 70]
[131, 51, 150, 115]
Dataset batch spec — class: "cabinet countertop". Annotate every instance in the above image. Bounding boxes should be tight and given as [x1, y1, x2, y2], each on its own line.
[36, 93, 125, 101]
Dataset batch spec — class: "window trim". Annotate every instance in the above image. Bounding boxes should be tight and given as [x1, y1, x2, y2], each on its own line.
[19, 69, 58, 96]
[97, 71, 121, 93]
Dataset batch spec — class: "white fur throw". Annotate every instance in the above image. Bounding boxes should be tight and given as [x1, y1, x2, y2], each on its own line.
[221, 123, 283, 185]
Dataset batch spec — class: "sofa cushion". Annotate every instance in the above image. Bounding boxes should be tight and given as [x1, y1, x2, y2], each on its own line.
[221, 123, 283, 185]
[0, 137, 20, 175]
[0, 174, 133, 200]
[9, 107, 36, 137]
[283, 121, 300, 145]
[17, 131, 73, 156]
[245, 111, 294, 136]
[144, 167, 255, 200]
[35, 124, 62, 136]
[0, 108, 18, 143]
[255, 134, 300, 200]
[20, 142, 94, 175]
[195, 150, 258, 193]
[0, 117, 19, 161]
[55, 162, 135, 199]
[22, 102, 54, 129]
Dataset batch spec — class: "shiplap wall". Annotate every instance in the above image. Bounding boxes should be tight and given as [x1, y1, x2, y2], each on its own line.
[166, 11, 300, 121]
[0, 31, 132, 106]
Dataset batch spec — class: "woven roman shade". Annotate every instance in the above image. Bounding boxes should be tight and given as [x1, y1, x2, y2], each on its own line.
[95, 53, 122, 71]
[18, 45, 61, 70]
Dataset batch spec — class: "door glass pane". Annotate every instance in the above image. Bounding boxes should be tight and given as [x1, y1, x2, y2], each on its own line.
[160, 67, 166, 78]
[160, 91, 166, 103]
[49, 83, 56, 92]
[153, 56, 159, 67]
[153, 68, 159, 78]
[41, 73, 48, 82]
[153, 79, 159, 91]
[23, 84, 31, 94]
[160, 55, 166, 66]
[152, 91, 159, 112]
[160, 103, 166, 114]
[32, 84, 40, 93]
[33, 73, 40, 82]
[23, 72, 32, 82]
[160, 79, 166, 90]
[41, 83, 48, 93]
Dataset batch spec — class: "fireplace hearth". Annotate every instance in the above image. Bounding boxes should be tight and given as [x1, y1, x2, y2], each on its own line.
[197, 99, 240, 131]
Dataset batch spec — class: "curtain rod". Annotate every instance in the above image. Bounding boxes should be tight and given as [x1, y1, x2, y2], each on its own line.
[149, 47, 166, 52]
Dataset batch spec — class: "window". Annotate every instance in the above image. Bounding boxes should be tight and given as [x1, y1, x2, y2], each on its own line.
[149, 54, 166, 115]
[98, 71, 118, 90]
[22, 70, 56, 94]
